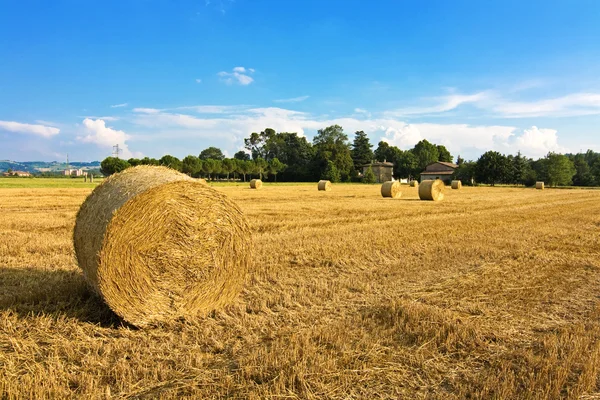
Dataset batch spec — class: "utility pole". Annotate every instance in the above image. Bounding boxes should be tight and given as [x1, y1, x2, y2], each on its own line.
[112, 144, 122, 159]
[66, 153, 70, 169]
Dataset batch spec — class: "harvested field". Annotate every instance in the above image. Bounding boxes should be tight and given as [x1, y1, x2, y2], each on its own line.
[1, 183, 600, 399]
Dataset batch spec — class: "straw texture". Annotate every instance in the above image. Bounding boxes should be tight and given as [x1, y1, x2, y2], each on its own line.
[381, 181, 402, 198]
[451, 180, 462, 190]
[536, 182, 545, 190]
[73, 166, 252, 327]
[409, 180, 418, 187]
[250, 179, 263, 189]
[317, 180, 332, 191]
[419, 179, 445, 201]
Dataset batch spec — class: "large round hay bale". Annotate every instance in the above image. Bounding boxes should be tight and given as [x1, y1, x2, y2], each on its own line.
[451, 180, 462, 190]
[317, 180, 332, 191]
[73, 166, 252, 327]
[381, 181, 402, 198]
[419, 179, 445, 201]
[250, 179, 262, 189]
[536, 181, 545, 190]
[409, 180, 418, 187]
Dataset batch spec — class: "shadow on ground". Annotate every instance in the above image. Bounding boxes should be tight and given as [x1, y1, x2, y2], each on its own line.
[0, 266, 123, 328]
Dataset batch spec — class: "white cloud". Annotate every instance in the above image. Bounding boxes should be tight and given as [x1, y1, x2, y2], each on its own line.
[385, 92, 489, 117]
[274, 95, 310, 103]
[77, 118, 138, 158]
[0, 120, 60, 137]
[195, 78, 202, 83]
[174, 105, 247, 114]
[132, 108, 161, 114]
[110, 103, 128, 108]
[79, 115, 120, 121]
[218, 67, 255, 86]
[511, 126, 566, 157]
[492, 93, 600, 118]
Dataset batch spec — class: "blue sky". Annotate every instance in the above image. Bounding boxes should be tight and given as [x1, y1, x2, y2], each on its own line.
[1, 0, 600, 161]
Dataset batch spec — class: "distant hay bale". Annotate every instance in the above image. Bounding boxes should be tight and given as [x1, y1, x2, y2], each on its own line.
[73, 166, 252, 327]
[419, 179, 445, 201]
[317, 180, 332, 191]
[536, 181, 545, 190]
[409, 180, 418, 187]
[451, 180, 462, 190]
[250, 179, 263, 189]
[381, 181, 402, 198]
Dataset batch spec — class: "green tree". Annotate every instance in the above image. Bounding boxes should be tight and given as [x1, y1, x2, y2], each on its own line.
[159, 155, 182, 171]
[182, 155, 202, 177]
[202, 159, 220, 180]
[244, 129, 276, 160]
[363, 165, 376, 183]
[100, 157, 130, 176]
[254, 158, 268, 180]
[313, 125, 353, 181]
[234, 151, 251, 161]
[572, 154, 593, 186]
[221, 158, 236, 180]
[236, 160, 251, 182]
[140, 157, 159, 166]
[351, 131, 374, 171]
[268, 158, 286, 182]
[199, 147, 225, 160]
[453, 161, 476, 185]
[322, 160, 341, 183]
[127, 158, 141, 167]
[475, 151, 509, 185]
[436, 145, 453, 163]
[545, 152, 576, 186]
[411, 140, 440, 172]
[374, 141, 395, 163]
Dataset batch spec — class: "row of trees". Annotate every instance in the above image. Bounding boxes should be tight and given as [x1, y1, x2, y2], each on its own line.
[100, 125, 600, 187]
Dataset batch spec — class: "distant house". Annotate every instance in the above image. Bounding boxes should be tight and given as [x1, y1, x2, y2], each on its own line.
[64, 169, 86, 177]
[3, 170, 32, 177]
[420, 162, 458, 184]
[361, 161, 394, 183]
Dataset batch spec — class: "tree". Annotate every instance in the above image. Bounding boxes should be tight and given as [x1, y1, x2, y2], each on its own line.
[572, 154, 593, 186]
[411, 140, 440, 172]
[234, 151, 251, 161]
[312, 125, 353, 181]
[244, 129, 276, 160]
[236, 160, 251, 182]
[510, 151, 530, 185]
[351, 131, 374, 170]
[128, 158, 141, 167]
[202, 159, 221, 180]
[374, 141, 394, 163]
[268, 158, 286, 182]
[322, 160, 341, 183]
[182, 155, 202, 177]
[475, 151, 509, 185]
[254, 158, 268, 180]
[456, 155, 465, 166]
[221, 158, 236, 180]
[100, 157, 130, 176]
[363, 165, 376, 183]
[436, 145, 453, 163]
[453, 161, 476, 185]
[392, 149, 419, 180]
[140, 157, 159, 166]
[545, 152, 576, 186]
[199, 147, 225, 160]
[7, 168, 12, 173]
[159, 155, 182, 171]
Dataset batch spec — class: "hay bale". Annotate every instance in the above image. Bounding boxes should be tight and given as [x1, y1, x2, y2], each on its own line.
[381, 181, 402, 198]
[451, 180, 462, 190]
[419, 179, 445, 201]
[317, 180, 332, 191]
[409, 180, 418, 187]
[536, 181, 545, 190]
[250, 179, 262, 189]
[198, 178, 207, 185]
[73, 166, 252, 327]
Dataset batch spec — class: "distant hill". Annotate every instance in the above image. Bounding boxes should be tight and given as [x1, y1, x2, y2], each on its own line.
[0, 160, 100, 174]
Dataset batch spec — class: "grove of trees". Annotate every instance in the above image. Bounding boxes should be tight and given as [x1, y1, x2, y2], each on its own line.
[99, 125, 600, 187]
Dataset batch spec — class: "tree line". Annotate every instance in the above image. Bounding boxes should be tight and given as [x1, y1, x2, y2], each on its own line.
[100, 125, 600, 186]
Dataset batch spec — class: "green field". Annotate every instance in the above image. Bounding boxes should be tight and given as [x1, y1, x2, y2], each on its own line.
[0, 177, 102, 189]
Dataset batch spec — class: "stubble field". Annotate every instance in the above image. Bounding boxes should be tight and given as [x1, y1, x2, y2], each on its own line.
[1, 181, 600, 399]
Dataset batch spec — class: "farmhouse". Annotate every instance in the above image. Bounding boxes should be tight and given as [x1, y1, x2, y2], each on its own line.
[361, 161, 394, 183]
[420, 161, 457, 184]
[2, 170, 32, 177]
[64, 168, 86, 177]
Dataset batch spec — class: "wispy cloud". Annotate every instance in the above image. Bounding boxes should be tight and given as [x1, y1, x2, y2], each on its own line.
[385, 92, 489, 117]
[0, 120, 60, 137]
[195, 78, 202, 84]
[491, 93, 600, 118]
[110, 103, 128, 108]
[218, 67, 255, 85]
[79, 115, 120, 121]
[274, 95, 310, 103]
[132, 108, 162, 114]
